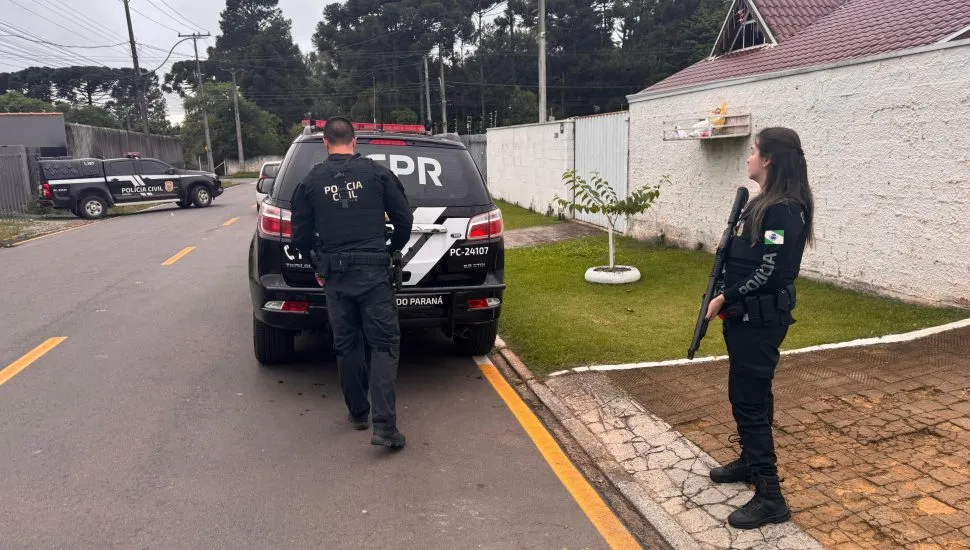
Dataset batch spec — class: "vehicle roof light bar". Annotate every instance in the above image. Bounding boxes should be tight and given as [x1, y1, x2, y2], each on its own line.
[300, 119, 429, 135]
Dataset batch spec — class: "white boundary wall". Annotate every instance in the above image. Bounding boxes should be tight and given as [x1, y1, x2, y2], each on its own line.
[626, 42, 970, 308]
[486, 121, 575, 216]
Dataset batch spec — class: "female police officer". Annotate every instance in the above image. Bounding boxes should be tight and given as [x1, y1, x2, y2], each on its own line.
[704, 127, 815, 530]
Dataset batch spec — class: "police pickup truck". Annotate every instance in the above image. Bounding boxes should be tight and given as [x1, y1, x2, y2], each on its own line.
[250, 122, 505, 364]
[39, 154, 223, 219]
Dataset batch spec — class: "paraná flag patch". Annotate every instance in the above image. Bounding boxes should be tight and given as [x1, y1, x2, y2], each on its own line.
[764, 230, 784, 245]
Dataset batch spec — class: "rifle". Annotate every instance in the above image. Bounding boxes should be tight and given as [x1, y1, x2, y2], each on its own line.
[688, 186, 749, 359]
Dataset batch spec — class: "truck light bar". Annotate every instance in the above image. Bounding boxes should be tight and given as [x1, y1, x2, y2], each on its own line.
[301, 119, 428, 134]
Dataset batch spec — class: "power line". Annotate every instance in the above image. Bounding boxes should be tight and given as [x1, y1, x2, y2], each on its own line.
[123, 0, 182, 34]
[146, 0, 205, 32]
[0, 34, 129, 49]
[40, 0, 135, 57]
[0, 19, 113, 68]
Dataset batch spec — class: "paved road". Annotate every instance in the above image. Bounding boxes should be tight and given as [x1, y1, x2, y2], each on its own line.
[0, 184, 614, 549]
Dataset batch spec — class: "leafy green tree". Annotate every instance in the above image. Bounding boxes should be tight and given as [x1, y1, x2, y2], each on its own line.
[390, 108, 418, 124]
[64, 105, 121, 128]
[164, 0, 310, 126]
[180, 81, 287, 164]
[556, 169, 664, 271]
[0, 91, 57, 113]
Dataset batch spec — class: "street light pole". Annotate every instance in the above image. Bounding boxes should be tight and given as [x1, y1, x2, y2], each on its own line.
[180, 32, 214, 171]
[538, 0, 547, 123]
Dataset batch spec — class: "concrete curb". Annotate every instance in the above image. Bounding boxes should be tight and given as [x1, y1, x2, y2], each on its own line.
[491, 337, 701, 550]
[547, 316, 970, 377]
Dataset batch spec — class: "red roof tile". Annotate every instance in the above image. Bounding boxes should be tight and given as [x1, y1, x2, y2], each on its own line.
[756, 0, 848, 40]
[644, 0, 970, 94]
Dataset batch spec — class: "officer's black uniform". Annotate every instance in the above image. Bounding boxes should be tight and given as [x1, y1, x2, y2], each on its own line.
[711, 197, 808, 528]
[290, 153, 413, 447]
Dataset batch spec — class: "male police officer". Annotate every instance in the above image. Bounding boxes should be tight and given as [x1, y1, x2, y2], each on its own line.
[290, 117, 414, 449]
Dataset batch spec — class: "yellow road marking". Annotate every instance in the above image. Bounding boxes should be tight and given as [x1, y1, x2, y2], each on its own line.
[1, 337, 67, 386]
[477, 359, 641, 549]
[161, 246, 196, 266]
[223, 217, 240, 227]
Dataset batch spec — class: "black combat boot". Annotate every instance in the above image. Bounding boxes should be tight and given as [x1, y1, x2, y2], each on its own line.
[727, 473, 791, 529]
[710, 435, 754, 484]
[709, 457, 754, 484]
[349, 413, 369, 431]
[371, 430, 406, 449]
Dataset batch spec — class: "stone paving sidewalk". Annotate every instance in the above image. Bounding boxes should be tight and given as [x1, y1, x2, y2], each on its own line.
[607, 325, 970, 548]
[542, 371, 825, 550]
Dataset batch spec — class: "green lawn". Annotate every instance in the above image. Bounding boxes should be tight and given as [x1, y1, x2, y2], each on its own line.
[495, 199, 562, 231]
[498, 235, 968, 376]
[227, 171, 260, 178]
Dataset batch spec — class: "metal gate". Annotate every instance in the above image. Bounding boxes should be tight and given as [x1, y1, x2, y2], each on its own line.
[0, 145, 32, 215]
[573, 112, 629, 232]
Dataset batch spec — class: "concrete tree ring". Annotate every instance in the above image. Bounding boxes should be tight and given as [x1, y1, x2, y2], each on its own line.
[584, 266, 641, 284]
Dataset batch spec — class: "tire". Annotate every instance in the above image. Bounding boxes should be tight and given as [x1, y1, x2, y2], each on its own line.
[253, 315, 295, 365]
[77, 194, 107, 219]
[453, 321, 499, 355]
[191, 185, 213, 208]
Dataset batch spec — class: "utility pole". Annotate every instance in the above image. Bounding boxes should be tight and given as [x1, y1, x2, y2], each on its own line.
[180, 32, 214, 171]
[439, 53, 447, 133]
[372, 76, 377, 124]
[230, 69, 244, 165]
[538, 0, 547, 123]
[423, 55, 432, 129]
[122, 0, 151, 134]
[478, 9, 486, 127]
[418, 62, 425, 126]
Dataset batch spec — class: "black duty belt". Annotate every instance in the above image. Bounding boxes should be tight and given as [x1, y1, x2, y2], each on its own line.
[327, 252, 390, 270]
[721, 284, 796, 324]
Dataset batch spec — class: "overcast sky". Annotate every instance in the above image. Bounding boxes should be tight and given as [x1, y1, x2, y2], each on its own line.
[0, 0, 343, 122]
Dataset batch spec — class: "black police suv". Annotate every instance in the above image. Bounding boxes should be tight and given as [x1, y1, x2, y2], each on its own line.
[249, 129, 505, 364]
[38, 155, 223, 219]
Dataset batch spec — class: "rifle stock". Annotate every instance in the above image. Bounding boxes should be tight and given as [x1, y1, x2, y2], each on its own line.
[688, 186, 749, 359]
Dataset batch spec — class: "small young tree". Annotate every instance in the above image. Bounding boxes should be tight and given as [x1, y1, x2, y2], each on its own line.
[556, 169, 663, 275]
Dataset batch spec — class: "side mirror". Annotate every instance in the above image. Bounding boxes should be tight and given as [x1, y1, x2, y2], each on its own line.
[257, 178, 274, 194]
[166, 168, 177, 175]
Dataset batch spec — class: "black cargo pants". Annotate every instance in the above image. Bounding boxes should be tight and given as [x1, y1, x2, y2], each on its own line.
[324, 264, 401, 435]
[722, 318, 790, 478]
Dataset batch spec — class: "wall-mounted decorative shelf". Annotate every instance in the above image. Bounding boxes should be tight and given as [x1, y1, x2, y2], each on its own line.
[662, 113, 752, 141]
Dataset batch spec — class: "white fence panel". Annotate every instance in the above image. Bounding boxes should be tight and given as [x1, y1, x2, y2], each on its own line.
[573, 112, 629, 232]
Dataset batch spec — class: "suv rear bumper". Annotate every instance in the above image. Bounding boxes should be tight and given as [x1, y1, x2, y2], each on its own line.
[250, 273, 505, 334]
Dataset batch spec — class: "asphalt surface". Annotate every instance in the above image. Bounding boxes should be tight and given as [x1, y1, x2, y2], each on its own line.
[0, 184, 610, 549]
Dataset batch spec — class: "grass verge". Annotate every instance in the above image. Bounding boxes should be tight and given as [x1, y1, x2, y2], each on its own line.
[495, 199, 562, 231]
[498, 235, 968, 376]
[227, 171, 260, 178]
[0, 218, 91, 246]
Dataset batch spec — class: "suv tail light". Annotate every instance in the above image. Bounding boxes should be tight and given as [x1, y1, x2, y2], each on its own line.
[258, 203, 292, 239]
[467, 209, 503, 240]
[41, 182, 52, 200]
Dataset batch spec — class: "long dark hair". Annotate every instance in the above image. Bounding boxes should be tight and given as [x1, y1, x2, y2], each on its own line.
[747, 127, 815, 248]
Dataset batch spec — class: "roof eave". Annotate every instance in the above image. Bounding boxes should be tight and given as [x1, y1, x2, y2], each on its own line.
[627, 38, 970, 105]
[939, 23, 970, 43]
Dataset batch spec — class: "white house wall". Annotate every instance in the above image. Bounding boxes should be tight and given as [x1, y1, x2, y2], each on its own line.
[486, 121, 575, 216]
[627, 44, 970, 308]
